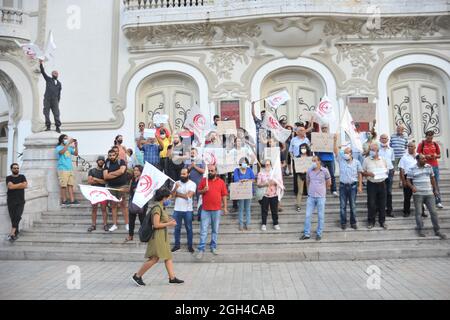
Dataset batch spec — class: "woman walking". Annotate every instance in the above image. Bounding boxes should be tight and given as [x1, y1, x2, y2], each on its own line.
[131, 188, 184, 286]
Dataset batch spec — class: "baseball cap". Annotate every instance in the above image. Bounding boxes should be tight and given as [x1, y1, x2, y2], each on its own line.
[97, 156, 105, 161]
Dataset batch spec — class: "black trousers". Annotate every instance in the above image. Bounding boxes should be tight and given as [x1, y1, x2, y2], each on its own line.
[367, 181, 386, 225]
[8, 202, 24, 233]
[261, 196, 279, 225]
[129, 208, 146, 237]
[403, 186, 425, 215]
[43, 97, 61, 128]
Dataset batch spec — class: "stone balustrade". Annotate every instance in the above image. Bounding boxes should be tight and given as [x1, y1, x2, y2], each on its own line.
[0, 6, 30, 40]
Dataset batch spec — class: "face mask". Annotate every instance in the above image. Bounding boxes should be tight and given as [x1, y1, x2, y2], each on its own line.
[180, 177, 188, 183]
[64, 139, 69, 145]
[208, 173, 216, 180]
[163, 199, 171, 207]
[241, 163, 248, 169]
[311, 162, 318, 169]
[301, 149, 307, 154]
[160, 135, 166, 139]
[369, 151, 376, 158]
[343, 154, 351, 161]
[117, 139, 123, 144]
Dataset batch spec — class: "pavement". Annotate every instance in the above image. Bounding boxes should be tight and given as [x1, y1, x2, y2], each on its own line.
[0, 258, 449, 300]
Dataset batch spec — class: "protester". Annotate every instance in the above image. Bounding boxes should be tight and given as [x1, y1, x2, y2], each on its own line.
[185, 148, 205, 217]
[114, 135, 128, 163]
[406, 154, 447, 239]
[87, 156, 108, 232]
[40, 59, 62, 132]
[293, 142, 312, 212]
[126, 165, 147, 241]
[233, 157, 256, 231]
[55, 134, 79, 206]
[363, 143, 388, 229]
[6, 163, 27, 242]
[390, 125, 408, 187]
[135, 122, 146, 141]
[132, 188, 183, 286]
[196, 165, 228, 259]
[103, 148, 129, 232]
[171, 168, 196, 253]
[140, 136, 163, 170]
[417, 130, 443, 209]
[316, 124, 338, 197]
[257, 159, 280, 231]
[333, 134, 363, 230]
[157, 127, 172, 174]
[379, 134, 395, 217]
[251, 101, 267, 161]
[300, 156, 331, 241]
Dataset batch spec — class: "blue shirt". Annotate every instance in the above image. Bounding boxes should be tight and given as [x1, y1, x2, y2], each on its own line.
[141, 143, 161, 166]
[337, 152, 363, 184]
[55, 146, 75, 171]
[316, 152, 334, 162]
[233, 167, 255, 182]
[289, 136, 310, 157]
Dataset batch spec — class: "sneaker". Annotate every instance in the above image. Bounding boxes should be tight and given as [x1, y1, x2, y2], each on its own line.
[69, 200, 80, 205]
[171, 246, 180, 252]
[386, 213, 395, 218]
[422, 212, 429, 218]
[367, 224, 375, 230]
[195, 251, 204, 260]
[169, 277, 184, 284]
[125, 224, 129, 231]
[109, 224, 118, 232]
[103, 225, 109, 232]
[131, 274, 145, 287]
[300, 235, 310, 240]
[7, 235, 16, 242]
[61, 200, 70, 207]
[418, 230, 426, 237]
[55, 127, 61, 133]
[332, 191, 338, 197]
[351, 224, 358, 230]
[274, 225, 281, 230]
[261, 225, 267, 231]
[45, 127, 51, 131]
[239, 226, 244, 231]
[244, 225, 251, 231]
[380, 223, 388, 230]
[316, 235, 322, 241]
[435, 232, 447, 240]
[341, 224, 347, 230]
[403, 213, 410, 217]
[436, 203, 444, 209]
[211, 248, 219, 255]
[188, 247, 195, 254]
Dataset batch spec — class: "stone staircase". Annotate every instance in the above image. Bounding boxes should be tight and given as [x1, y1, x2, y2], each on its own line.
[1, 171, 450, 262]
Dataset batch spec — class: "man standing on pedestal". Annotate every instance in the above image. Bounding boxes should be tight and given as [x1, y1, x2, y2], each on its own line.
[40, 59, 62, 133]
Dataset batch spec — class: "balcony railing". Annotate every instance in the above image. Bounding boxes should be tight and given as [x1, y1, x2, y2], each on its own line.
[123, 0, 209, 10]
[0, 7, 30, 40]
[1, 7, 23, 24]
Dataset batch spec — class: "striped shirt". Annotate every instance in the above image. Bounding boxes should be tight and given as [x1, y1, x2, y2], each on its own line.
[406, 164, 434, 195]
[390, 133, 408, 159]
[337, 153, 363, 184]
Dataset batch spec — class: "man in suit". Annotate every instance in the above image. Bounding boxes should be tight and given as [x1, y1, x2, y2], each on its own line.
[40, 60, 62, 133]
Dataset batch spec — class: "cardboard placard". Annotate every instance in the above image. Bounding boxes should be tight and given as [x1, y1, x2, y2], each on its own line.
[153, 114, 169, 124]
[347, 103, 376, 123]
[294, 156, 313, 173]
[264, 147, 280, 162]
[311, 132, 334, 153]
[143, 129, 156, 139]
[229, 181, 253, 200]
[216, 120, 237, 136]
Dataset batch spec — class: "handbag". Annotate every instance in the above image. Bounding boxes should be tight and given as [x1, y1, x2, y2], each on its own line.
[255, 186, 266, 201]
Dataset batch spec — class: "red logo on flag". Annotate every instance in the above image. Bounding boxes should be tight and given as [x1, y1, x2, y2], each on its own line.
[193, 114, 206, 130]
[204, 152, 217, 165]
[268, 116, 280, 129]
[318, 100, 331, 115]
[137, 175, 154, 196]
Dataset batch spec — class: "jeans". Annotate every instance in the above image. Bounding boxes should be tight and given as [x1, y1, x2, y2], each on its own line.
[173, 210, 193, 248]
[304, 197, 326, 237]
[198, 210, 221, 252]
[385, 169, 394, 214]
[367, 181, 386, 225]
[238, 199, 251, 227]
[339, 182, 357, 226]
[261, 196, 279, 225]
[321, 160, 336, 192]
[413, 194, 441, 233]
[432, 166, 442, 204]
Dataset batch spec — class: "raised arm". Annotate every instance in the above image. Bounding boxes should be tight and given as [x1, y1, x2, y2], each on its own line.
[39, 60, 51, 81]
[333, 133, 339, 157]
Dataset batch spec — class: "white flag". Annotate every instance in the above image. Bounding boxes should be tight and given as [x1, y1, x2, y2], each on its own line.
[341, 106, 363, 152]
[315, 95, 334, 124]
[269, 158, 285, 201]
[79, 185, 121, 205]
[44, 30, 57, 63]
[262, 111, 291, 143]
[132, 162, 170, 208]
[185, 104, 207, 142]
[265, 90, 290, 109]
[14, 41, 44, 60]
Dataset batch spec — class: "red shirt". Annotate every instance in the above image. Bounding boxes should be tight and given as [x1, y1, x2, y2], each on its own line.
[198, 177, 228, 211]
[417, 141, 440, 167]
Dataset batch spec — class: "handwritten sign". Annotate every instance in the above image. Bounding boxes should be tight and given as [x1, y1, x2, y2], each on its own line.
[311, 132, 334, 153]
[217, 120, 237, 136]
[143, 129, 156, 139]
[294, 156, 313, 173]
[230, 181, 253, 200]
[347, 103, 376, 123]
[153, 114, 169, 124]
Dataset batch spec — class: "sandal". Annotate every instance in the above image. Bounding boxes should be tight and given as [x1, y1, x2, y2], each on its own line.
[87, 225, 96, 232]
[125, 236, 133, 242]
[103, 225, 109, 232]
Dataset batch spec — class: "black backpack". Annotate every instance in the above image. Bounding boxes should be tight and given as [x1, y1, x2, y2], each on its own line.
[138, 205, 161, 243]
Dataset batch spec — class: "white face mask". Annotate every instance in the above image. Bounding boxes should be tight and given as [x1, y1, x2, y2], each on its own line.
[301, 149, 307, 154]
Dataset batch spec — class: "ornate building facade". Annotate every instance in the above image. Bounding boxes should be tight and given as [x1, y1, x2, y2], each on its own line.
[1, 0, 450, 176]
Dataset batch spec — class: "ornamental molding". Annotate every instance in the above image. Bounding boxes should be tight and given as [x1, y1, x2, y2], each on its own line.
[207, 47, 249, 80]
[336, 44, 377, 78]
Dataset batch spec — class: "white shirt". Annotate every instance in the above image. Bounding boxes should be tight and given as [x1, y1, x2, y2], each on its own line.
[379, 145, 395, 170]
[399, 153, 417, 174]
[172, 180, 197, 212]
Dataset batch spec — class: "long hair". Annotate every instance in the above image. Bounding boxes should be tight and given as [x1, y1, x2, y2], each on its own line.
[298, 143, 312, 157]
[57, 134, 67, 146]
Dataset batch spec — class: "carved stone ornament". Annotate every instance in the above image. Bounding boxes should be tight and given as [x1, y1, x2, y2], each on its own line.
[207, 47, 249, 80]
[336, 44, 377, 78]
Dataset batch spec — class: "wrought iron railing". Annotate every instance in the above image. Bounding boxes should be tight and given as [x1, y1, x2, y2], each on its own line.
[123, 0, 208, 10]
[1, 7, 23, 24]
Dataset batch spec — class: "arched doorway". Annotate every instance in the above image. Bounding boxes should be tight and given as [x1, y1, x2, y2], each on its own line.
[136, 71, 199, 130]
[261, 67, 326, 124]
[388, 65, 449, 168]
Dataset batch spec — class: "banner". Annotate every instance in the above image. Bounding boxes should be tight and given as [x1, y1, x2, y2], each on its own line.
[265, 90, 290, 109]
[229, 181, 253, 200]
[199, 147, 225, 166]
[262, 111, 291, 143]
[132, 162, 170, 208]
[14, 41, 44, 60]
[311, 133, 334, 153]
[315, 95, 334, 124]
[153, 114, 169, 124]
[341, 106, 363, 152]
[294, 157, 313, 173]
[269, 156, 285, 200]
[216, 120, 237, 136]
[143, 128, 156, 139]
[185, 104, 207, 143]
[347, 103, 376, 123]
[79, 185, 121, 205]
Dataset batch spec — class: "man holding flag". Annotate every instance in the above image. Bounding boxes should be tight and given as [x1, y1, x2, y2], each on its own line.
[40, 59, 62, 133]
